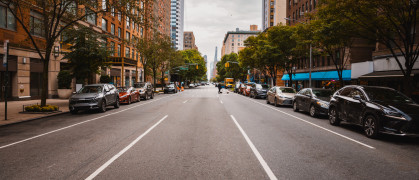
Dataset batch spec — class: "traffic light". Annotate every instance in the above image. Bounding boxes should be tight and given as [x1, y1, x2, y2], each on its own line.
[225, 62, 229, 68]
[196, 65, 198, 69]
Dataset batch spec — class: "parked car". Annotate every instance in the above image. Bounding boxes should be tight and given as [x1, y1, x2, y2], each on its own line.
[293, 88, 333, 117]
[244, 84, 252, 96]
[267, 86, 296, 106]
[328, 85, 419, 138]
[189, 83, 195, 88]
[250, 84, 269, 99]
[164, 84, 178, 94]
[134, 82, 154, 100]
[117, 87, 140, 104]
[69, 84, 120, 114]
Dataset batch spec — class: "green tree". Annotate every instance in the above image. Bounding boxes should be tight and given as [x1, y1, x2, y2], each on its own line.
[180, 49, 206, 83]
[63, 27, 112, 84]
[0, 0, 149, 106]
[321, 0, 419, 95]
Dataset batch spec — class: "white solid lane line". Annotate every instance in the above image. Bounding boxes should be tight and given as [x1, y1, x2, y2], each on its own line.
[236, 94, 375, 149]
[0, 94, 176, 150]
[220, 100, 223, 104]
[85, 115, 169, 180]
[230, 115, 278, 180]
[183, 100, 188, 103]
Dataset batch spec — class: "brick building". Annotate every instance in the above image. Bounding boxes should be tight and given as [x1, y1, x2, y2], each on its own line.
[183, 31, 198, 50]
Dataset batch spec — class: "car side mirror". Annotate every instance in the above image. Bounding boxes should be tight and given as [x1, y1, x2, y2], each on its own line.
[73, 92, 76, 94]
[353, 95, 361, 100]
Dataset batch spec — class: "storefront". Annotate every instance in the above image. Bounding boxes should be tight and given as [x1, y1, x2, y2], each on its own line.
[281, 70, 351, 91]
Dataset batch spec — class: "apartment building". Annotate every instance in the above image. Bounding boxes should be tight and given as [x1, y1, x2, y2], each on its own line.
[221, 26, 260, 57]
[0, 0, 169, 100]
[262, 0, 287, 31]
[170, 0, 184, 50]
[183, 31, 198, 50]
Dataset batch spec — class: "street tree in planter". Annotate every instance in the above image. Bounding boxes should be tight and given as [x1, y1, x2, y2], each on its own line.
[57, 70, 73, 98]
[100, 75, 112, 84]
[63, 27, 113, 85]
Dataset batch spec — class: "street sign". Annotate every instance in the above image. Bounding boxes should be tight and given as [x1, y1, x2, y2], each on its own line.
[180, 67, 188, 70]
[3, 40, 8, 67]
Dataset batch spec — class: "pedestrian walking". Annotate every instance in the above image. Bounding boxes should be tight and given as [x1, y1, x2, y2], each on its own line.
[218, 83, 222, 93]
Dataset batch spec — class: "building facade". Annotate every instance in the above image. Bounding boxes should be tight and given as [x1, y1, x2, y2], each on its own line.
[221, 26, 260, 57]
[170, 0, 184, 50]
[262, 0, 287, 31]
[0, 0, 170, 100]
[183, 31, 198, 50]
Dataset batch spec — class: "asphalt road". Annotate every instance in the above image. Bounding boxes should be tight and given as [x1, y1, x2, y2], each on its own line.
[0, 86, 418, 180]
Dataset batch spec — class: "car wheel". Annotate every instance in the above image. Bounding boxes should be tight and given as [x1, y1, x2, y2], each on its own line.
[145, 94, 148, 100]
[267, 98, 270, 104]
[329, 107, 340, 126]
[293, 101, 299, 112]
[70, 109, 78, 114]
[275, 98, 279, 107]
[128, 97, 131, 105]
[310, 105, 317, 117]
[150, 93, 154, 99]
[114, 98, 120, 108]
[137, 95, 140, 102]
[100, 100, 107, 113]
[364, 115, 380, 138]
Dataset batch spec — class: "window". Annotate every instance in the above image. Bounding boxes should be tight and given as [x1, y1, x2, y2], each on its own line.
[232, 43, 234, 46]
[118, 27, 121, 38]
[0, 5, 16, 30]
[118, 12, 121, 21]
[126, 17, 130, 29]
[101, 18, 107, 31]
[132, 51, 135, 59]
[125, 47, 130, 57]
[313, 0, 316, 9]
[126, 31, 130, 41]
[117, 44, 121, 56]
[85, 8, 96, 25]
[30, 11, 44, 37]
[110, 41, 115, 54]
[140, 27, 143, 37]
[339, 87, 353, 97]
[111, 23, 115, 35]
[102, 0, 106, 10]
[111, 7, 115, 16]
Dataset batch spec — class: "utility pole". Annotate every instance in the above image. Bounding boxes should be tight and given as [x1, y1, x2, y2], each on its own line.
[3, 40, 9, 120]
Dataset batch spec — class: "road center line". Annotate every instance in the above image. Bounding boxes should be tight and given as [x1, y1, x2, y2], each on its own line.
[236, 94, 375, 149]
[183, 100, 188, 103]
[0, 94, 176, 150]
[230, 115, 278, 180]
[85, 115, 169, 180]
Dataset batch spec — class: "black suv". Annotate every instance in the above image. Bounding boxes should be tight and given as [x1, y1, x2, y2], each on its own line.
[328, 85, 419, 138]
[134, 82, 154, 100]
[69, 84, 120, 114]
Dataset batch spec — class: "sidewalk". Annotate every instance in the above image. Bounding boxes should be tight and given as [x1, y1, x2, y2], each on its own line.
[0, 99, 69, 126]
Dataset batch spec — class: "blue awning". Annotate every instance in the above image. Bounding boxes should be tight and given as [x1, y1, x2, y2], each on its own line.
[282, 70, 351, 81]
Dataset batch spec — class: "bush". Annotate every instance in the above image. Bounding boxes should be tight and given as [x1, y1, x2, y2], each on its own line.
[100, 75, 112, 83]
[57, 70, 72, 89]
[25, 105, 59, 112]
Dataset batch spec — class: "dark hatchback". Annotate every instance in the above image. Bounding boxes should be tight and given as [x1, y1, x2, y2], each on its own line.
[164, 84, 178, 94]
[328, 85, 419, 138]
[293, 88, 333, 117]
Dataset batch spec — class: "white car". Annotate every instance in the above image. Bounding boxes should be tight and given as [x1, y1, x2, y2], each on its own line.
[189, 84, 195, 88]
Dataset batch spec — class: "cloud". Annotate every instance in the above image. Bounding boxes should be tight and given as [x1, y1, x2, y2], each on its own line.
[184, 0, 261, 79]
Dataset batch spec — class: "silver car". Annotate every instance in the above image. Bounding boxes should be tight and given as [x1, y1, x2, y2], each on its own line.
[69, 84, 120, 114]
[266, 86, 297, 106]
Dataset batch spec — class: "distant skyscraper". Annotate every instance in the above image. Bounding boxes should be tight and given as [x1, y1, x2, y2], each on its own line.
[211, 47, 218, 79]
[170, 0, 184, 50]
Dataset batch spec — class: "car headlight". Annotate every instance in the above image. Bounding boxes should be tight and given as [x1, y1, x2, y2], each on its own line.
[317, 101, 329, 108]
[383, 108, 403, 118]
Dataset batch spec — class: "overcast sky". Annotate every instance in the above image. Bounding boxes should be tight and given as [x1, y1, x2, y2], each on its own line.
[184, 0, 262, 80]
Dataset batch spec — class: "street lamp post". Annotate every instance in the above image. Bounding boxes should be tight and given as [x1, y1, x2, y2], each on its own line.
[285, 17, 313, 88]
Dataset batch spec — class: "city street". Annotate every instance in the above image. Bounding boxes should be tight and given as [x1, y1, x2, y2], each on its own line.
[0, 86, 418, 180]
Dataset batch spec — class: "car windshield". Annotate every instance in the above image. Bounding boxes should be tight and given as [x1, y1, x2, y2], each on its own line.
[312, 90, 333, 97]
[279, 88, 296, 93]
[364, 87, 414, 104]
[117, 87, 127, 92]
[134, 83, 146, 88]
[166, 84, 174, 88]
[256, 84, 269, 89]
[79, 86, 102, 93]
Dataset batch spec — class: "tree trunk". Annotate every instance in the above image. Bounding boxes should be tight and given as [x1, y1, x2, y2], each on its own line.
[153, 68, 157, 91]
[161, 70, 165, 90]
[41, 57, 50, 106]
[402, 72, 413, 97]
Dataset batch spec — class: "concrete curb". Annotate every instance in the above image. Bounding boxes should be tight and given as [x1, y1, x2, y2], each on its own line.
[0, 111, 70, 127]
